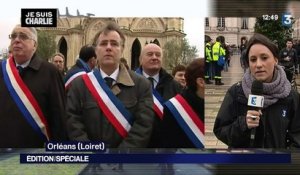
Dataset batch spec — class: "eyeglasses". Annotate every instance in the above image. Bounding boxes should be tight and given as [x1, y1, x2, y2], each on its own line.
[9, 33, 34, 41]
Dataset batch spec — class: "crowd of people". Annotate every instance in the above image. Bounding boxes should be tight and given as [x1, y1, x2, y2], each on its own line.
[205, 35, 233, 85]
[3, 22, 298, 151]
[0, 23, 205, 149]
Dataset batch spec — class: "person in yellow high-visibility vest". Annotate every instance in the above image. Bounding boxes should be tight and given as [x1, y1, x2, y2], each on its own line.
[212, 36, 226, 85]
[205, 36, 213, 84]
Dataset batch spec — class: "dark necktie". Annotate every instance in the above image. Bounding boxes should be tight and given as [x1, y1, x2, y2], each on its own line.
[17, 66, 24, 75]
[104, 77, 114, 88]
[148, 77, 154, 88]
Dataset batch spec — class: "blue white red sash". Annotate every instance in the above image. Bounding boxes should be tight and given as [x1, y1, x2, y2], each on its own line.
[165, 94, 204, 148]
[64, 59, 91, 89]
[152, 89, 164, 119]
[64, 69, 86, 89]
[135, 68, 164, 119]
[82, 69, 133, 138]
[1, 57, 50, 141]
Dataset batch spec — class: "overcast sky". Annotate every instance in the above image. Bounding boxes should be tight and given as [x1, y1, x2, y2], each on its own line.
[0, 0, 209, 57]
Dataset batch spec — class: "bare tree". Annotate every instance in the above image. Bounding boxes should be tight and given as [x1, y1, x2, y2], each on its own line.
[36, 30, 56, 61]
[163, 38, 197, 70]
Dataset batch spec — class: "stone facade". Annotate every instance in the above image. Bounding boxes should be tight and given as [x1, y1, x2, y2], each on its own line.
[39, 17, 185, 70]
[206, 17, 300, 47]
[292, 18, 300, 40]
[205, 17, 256, 48]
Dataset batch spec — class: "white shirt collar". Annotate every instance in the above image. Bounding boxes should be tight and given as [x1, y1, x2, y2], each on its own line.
[100, 67, 119, 82]
[142, 71, 159, 88]
[16, 59, 31, 68]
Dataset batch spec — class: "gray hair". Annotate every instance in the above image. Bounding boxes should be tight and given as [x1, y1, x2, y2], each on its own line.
[14, 24, 38, 43]
[51, 52, 65, 62]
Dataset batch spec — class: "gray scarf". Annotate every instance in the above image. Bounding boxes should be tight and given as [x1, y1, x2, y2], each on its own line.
[242, 65, 291, 108]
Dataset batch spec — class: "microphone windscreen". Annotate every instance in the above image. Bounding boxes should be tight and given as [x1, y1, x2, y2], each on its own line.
[251, 80, 263, 95]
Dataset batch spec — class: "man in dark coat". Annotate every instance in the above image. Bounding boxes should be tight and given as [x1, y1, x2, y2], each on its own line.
[279, 38, 298, 82]
[64, 45, 96, 89]
[136, 43, 182, 148]
[0, 25, 67, 148]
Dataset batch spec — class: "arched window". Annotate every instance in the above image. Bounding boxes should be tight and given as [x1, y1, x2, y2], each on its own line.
[241, 18, 248, 29]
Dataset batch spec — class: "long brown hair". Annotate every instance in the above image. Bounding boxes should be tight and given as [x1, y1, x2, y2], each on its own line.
[185, 58, 204, 91]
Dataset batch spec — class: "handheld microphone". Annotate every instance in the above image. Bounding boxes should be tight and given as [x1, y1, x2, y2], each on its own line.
[247, 80, 264, 146]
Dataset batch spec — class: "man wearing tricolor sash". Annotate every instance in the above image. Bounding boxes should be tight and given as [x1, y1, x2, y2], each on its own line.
[137, 43, 182, 148]
[162, 58, 205, 148]
[0, 25, 67, 148]
[66, 23, 154, 148]
[64, 45, 97, 90]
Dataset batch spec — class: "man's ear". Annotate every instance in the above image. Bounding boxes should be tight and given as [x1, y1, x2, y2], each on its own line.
[275, 57, 278, 65]
[33, 41, 37, 48]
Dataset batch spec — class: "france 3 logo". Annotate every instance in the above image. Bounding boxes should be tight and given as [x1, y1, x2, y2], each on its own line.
[282, 13, 292, 27]
[21, 9, 57, 27]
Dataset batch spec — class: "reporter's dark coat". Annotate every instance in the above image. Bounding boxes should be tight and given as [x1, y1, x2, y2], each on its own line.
[0, 54, 67, 148]
[213, 82, 300, 148]
[66, 64, 154, 148]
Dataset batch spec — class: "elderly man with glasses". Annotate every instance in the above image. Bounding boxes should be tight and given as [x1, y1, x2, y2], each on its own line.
[0, 25, 68, 148]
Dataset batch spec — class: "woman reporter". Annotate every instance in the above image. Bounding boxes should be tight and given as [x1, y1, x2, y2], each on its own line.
[213, 33, 300, 148]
